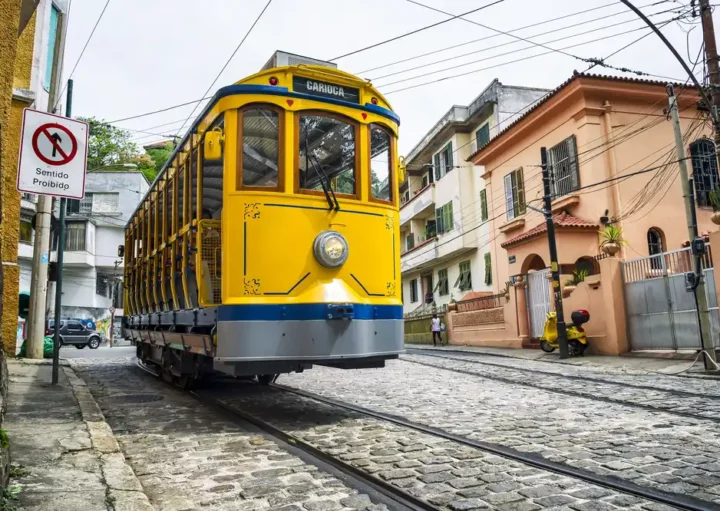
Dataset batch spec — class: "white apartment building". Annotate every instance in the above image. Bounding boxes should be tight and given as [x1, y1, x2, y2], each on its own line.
[400, 79, 548, 315]
[46, 171, 149, 321]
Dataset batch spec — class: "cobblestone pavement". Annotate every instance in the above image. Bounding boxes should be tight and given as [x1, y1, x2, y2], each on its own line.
[70, 358, 383, 511]
[406, 348, 720, 397]
[280, 358, 720, 508]
[211, 381, 663, 511]
[402, 352, 720, 422]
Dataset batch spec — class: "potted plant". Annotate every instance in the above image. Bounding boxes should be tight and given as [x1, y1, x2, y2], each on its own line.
[563, 269, 588, 297]
[599, 225, 626, 256]
[709, 188, 720, 225]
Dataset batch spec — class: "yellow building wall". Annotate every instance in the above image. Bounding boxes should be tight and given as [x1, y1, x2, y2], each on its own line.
[0, 1, 35, 354]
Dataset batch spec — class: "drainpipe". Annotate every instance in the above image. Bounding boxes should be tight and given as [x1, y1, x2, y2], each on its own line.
[602, 101, 626, 259]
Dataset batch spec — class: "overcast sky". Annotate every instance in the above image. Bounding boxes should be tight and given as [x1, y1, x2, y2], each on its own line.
[59, 0, 707, 156]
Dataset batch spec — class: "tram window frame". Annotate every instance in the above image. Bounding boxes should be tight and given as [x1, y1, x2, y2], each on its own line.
[177, 161, 186, 230]
[295, 110, 361, 200]
[368, 123, 395, 205]
[237, 104, 284, 192]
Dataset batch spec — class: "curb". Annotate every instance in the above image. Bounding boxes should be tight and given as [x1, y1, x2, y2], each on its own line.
[62, 365, 155, 511]
[403, 344, 720, 379]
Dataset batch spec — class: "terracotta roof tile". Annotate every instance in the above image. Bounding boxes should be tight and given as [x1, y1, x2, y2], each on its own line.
[467, 73, 698, 162]
[501, 212, 598, 248]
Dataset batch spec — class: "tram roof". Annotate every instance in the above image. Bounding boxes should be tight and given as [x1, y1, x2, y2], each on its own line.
[125, 65, 398, 228]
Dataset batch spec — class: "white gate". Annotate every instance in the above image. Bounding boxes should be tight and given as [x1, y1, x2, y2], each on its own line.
[527, 269, 551, 339]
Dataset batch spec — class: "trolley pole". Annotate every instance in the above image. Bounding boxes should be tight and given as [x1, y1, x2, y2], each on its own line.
[52, 79, 72, 385]
[541, 147, 569, 359]
[668, 84, 717, 370]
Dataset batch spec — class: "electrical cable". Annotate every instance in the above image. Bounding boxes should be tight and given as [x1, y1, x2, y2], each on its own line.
[175, 0, 274, 137]
[371, 6, 682, 83]
[384, 21, 687, 94]
[357, 0, 674, 75]
[329, 0, 505, 61]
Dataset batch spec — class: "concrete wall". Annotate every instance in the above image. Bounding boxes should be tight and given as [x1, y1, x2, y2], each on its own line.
[1, 3, 35, 354]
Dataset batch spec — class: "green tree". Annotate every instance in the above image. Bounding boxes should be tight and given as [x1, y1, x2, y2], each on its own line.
[144, 142, 174, 179]
[79, 117, 140, 170]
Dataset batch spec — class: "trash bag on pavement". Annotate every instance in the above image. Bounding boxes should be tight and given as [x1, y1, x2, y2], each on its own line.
[18, 337, 55, 358]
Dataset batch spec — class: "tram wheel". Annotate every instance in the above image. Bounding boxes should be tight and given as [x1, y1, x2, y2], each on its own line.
[257, 374, 274, 386]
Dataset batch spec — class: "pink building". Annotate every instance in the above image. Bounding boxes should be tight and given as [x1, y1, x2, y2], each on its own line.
[451, 73, 719, 355]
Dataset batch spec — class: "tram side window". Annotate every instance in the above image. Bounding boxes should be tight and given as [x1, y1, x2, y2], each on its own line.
[241, 108, 279, 189]
[370, 124, 392, 202]
[299, 114, 356, 195]
[177, 164, 185, 228]
[202, 114, 224, 218]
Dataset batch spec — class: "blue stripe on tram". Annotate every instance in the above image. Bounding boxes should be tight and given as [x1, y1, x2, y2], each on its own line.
[217, 304, 403, 322]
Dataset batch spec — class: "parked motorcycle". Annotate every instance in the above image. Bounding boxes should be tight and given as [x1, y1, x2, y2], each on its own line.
[540, 310, 590, 356]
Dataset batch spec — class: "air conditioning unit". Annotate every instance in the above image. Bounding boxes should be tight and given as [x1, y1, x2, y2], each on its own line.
[261, 51, 337, 71]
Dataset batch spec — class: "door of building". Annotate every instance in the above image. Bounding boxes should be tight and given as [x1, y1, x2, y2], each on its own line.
[526, 269, 551, 339]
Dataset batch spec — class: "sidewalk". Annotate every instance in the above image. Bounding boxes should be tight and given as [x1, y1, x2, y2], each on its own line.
[404, 343, 720, 377]
[3, 359, 153, 511]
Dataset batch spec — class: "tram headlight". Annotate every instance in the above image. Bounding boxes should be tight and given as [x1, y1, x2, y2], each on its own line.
[313, 231, 348, 268]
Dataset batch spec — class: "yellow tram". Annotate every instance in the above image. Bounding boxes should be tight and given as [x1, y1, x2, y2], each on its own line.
[122, 52, 404, 386]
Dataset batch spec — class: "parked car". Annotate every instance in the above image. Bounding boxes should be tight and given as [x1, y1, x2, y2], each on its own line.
[46, 319, 102, 349]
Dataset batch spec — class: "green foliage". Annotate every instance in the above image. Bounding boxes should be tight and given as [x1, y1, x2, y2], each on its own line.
[0, 429, 9, 449]
[565, 269, 589, 286]
[78, 117, 174, 182]
[709, 188, 720, 212]
[1, 485, 20, 511]
[598, 224, 627, 247]
[9, 465, 30, 479]
[79, 117, 140, 170]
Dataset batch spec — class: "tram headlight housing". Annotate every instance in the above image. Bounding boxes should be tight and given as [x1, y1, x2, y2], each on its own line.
[313, 231, 348, 268]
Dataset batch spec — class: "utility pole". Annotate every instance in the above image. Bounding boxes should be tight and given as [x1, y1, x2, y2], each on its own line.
[668, 84, 717, 370]
[26, 11, 66, 359]
[52, 79, 72, 385]
[540, 147, 569, 359]
[698, 0, 720, 166]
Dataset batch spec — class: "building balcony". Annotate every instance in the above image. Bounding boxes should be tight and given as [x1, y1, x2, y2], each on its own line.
[401, 228, 477, 275]
[400, 184, 435, 227]
[51, 249, 95, 268]
[18, 242, 33, 260]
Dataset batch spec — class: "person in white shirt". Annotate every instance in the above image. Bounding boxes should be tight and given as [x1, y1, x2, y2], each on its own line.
[431, 314, 443, 346]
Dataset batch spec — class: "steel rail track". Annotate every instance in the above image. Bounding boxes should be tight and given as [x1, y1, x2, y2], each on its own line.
[406, 347, 720, 400]
[134, 360, 436, 511]
[272, 382, 719, 511]
[401, 353, 720, 425]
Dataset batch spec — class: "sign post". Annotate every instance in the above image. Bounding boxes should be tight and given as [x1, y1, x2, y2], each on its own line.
[16, 79, 84, 384]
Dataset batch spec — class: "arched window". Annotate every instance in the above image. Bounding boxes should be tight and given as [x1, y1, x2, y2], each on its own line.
[648, 228, 664, 270]
[690, 138, 719, 207]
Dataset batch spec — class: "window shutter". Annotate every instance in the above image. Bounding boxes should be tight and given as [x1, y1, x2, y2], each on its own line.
[516, 168, 526, 216]
[446, 202, 454, 231]
[476, 124, 490, 149]
[435, 207, 444, 234]
[504, 174, 514, 220]
[484, 253, 492, 286]
[434, 153, 441, 181]
[480, 189, 488, 221]
[567, 135, 579, 190]
[445, 143, 454, 173]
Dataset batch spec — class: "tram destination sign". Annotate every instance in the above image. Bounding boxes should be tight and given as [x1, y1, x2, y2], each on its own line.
[293, 77, 360, 103]
[16, 109, 88, 199]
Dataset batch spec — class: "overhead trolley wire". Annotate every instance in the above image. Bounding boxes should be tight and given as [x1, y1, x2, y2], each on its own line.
[174, 0, 274, 137]
[370, 4, 683, 82]
[357, 0, 670, 75]
[329, 0, 505, 61]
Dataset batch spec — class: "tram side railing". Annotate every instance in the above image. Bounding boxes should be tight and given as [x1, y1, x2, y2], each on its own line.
[197, 220, 222, 306]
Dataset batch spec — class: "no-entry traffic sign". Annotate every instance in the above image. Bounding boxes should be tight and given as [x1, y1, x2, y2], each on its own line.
[16, 109, 88, 199]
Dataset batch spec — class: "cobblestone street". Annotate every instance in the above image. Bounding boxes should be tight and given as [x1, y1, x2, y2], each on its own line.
[17, 351, 718, 510]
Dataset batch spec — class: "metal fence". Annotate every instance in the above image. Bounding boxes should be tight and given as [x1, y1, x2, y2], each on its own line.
[404, 302, 447, 319]
[456, 293, 504, 313]
[621, 245, 718, 351]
